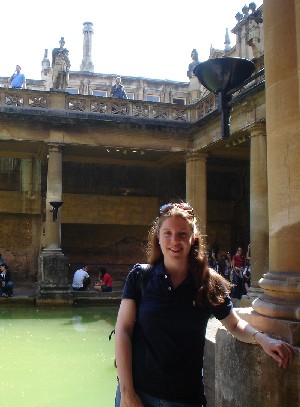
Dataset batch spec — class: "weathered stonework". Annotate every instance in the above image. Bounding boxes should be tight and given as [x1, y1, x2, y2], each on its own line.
[36, 252, 72, 305]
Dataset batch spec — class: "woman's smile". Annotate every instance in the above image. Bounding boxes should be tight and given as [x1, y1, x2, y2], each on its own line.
[158, 216, 194, 262]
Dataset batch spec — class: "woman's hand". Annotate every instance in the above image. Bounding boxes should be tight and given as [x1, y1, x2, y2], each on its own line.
[222, 311, 297, 369]
[255, 333, 297, 369]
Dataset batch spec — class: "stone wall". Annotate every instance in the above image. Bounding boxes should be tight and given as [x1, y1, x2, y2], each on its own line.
[204, 317, 300, 407]
[0, 213, 41, 280]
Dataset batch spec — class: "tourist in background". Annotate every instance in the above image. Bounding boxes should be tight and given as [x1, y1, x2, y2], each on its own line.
[9, 65, 26, 89]
[220, 252, 232, 281]
[94, 266, 113, 292]
[231, 246, 245, 299]
[72, 265, 91, 291]
[0, 264, 13, 297]
[111, 77, 128, 99]
[0, 253, 6, 266]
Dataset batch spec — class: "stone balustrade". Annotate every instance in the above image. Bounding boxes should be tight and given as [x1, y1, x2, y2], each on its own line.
[0, 68, 264, 126]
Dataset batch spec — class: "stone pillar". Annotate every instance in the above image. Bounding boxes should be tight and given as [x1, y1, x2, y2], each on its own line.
[80, 22, 94, 72]
[44, 144, 63, 252]
[248, 123, 268, 298]
[189, 77, 201, 103]
[186, 152, 207, 240]
[251, 0, 300, 344]
[37, 143, 71, 305]
[205, 4, 300, 406]
[137, 81, 144, 101]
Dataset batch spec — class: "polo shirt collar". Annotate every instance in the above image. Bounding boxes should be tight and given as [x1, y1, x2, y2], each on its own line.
[155, 261, 194, 286]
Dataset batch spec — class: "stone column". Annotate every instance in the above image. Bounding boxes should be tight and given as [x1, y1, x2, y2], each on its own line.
[248, 123, 268, 298]
[186, 152, 207, 240]
[251, 0, 300, 344]
[37, 143, 71, 305]
[137, 81, 144, 101]
[211, 4, 300, 406]
[189, 77, 201, 103]
[44, 144, 63, 251]
[80, 22, 94, 72]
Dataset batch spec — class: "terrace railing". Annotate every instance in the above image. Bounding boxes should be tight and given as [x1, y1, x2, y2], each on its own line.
[0, 69, 264, 126]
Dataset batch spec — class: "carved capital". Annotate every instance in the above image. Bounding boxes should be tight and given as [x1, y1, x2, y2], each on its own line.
[248, 121, 267, 138]
[185, 151, 209, 163]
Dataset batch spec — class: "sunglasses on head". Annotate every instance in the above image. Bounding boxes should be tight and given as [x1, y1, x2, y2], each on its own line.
[159, 202, 194, 216]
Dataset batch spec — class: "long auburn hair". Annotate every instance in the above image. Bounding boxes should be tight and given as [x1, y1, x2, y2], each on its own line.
[146, 206, 230, 306]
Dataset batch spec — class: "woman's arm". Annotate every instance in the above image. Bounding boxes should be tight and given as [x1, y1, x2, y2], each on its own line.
[221, 310, 297, 369]
[115, 299, 144, 407]
[231, 256, 235, 269]
[246, 244, 251, 260]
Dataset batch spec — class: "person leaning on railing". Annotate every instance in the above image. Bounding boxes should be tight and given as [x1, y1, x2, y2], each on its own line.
[9, 65, 26, 89]
[111, 77, 128, 99]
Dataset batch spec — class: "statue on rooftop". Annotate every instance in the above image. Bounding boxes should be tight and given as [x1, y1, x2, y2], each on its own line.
[51, 37, 71, 90]
[187, 49, 200, 79]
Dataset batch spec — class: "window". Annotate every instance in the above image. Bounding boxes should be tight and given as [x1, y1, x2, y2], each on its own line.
[173, 98, 186, 105]
[66, 88, 79, 94]
[93, 90, 107, 97]
[126, 93, 134, 100]
[147, 95, 160, 102]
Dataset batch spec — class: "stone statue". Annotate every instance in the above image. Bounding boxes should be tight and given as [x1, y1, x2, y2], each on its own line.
[51, 37, 71, 90]
[187, 49, 200, 79]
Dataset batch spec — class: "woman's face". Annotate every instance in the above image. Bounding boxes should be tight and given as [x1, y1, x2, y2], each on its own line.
[158, 216, 194, 263]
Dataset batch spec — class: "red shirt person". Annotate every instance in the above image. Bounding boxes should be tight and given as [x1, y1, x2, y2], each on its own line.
[232, 247, 244, 269]
[94, 266, 112, 292]
[231, 247, 245, 299]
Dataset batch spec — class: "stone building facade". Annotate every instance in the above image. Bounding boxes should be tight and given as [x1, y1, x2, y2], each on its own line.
[0, 2, 299, 404]
[0, 6, 264, 283]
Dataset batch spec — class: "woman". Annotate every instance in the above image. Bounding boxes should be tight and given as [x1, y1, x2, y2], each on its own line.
[115, 203, 295, 407]
[94, 266, 112, 292]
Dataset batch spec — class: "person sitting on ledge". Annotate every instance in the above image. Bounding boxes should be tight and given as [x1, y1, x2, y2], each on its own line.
[0, 264, 14, 297]
[72, 265, 91, 291]
[94, 266, 113, 292]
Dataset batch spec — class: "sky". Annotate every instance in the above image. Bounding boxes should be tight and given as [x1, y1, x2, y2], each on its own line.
[1, 0, 262, 83]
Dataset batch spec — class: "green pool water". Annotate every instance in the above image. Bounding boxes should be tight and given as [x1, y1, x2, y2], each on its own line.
[0, 306, 119, 407]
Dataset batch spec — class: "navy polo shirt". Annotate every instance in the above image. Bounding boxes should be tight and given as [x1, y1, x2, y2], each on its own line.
[122, 262, 232, 405]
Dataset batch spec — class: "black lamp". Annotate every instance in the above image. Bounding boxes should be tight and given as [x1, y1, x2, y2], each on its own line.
[193, 57, 255, 138]
[49, 201, 63, 221]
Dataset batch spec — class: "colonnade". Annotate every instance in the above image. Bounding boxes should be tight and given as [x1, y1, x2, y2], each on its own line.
[251, 0, 300, 345]
[39, 108, 300, 344]
[186, 114, 299, 344]
[213, 3, 299, 404]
